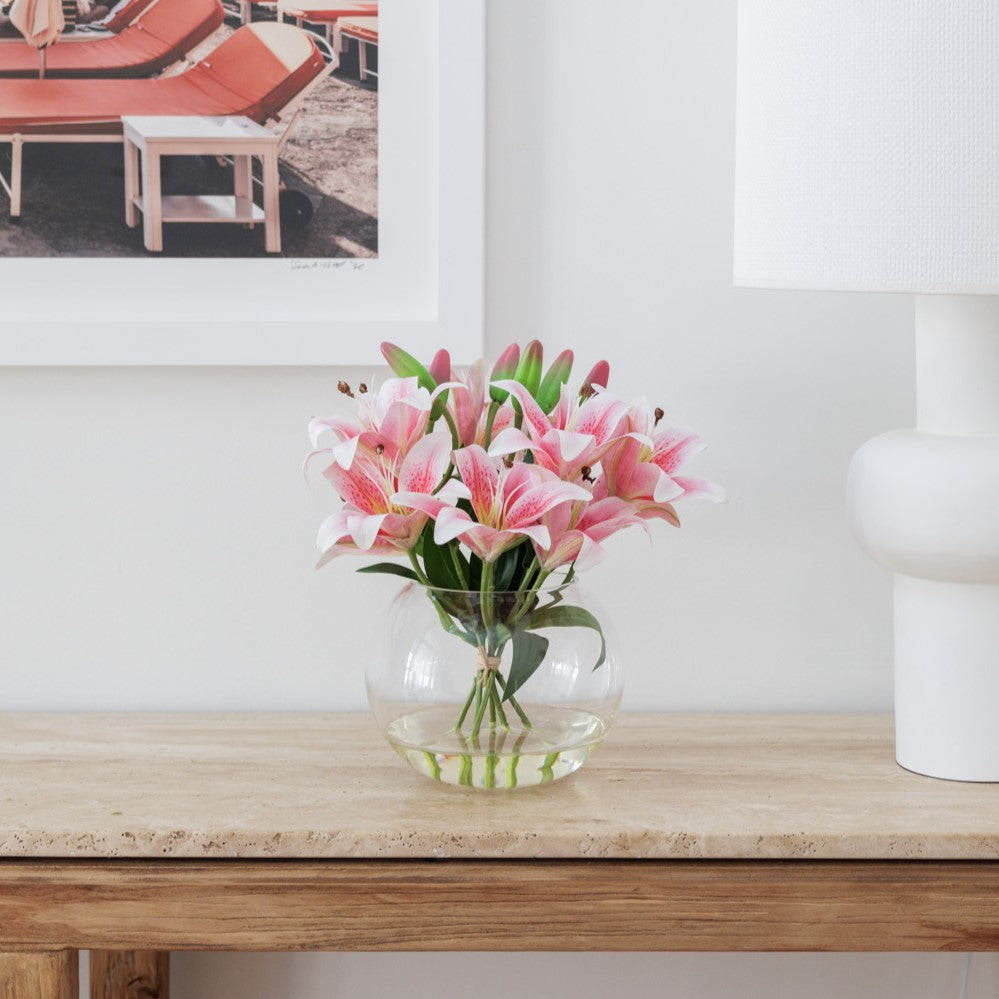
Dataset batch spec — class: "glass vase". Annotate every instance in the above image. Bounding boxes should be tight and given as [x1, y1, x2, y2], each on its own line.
[364, 580, 622, 790]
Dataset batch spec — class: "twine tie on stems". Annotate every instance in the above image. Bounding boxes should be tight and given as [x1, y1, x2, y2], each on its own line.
[477, 649, 501, 675]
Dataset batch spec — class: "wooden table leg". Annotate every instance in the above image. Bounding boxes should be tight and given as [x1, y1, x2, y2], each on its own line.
[0, 950, 78, 999]
[89, 952, 167, 999]
[233, 153, 252, 224]
[141, 151, 163, 253]
[123, 138, 140, 230]
[262, 150, 281, 253]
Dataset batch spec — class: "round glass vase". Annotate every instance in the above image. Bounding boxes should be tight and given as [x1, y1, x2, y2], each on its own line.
[365, 580, 622, 790]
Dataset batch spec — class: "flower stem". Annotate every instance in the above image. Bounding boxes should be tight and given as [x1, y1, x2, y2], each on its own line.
[439, 407, 461, 450]
[447, 542, 469, 588]
[407, 550, 430, 585]
[453, 674, 478, 731]
[507, 568, 551, 629]
[469, 670, 492, 739]
[494, 671, 532, 729]
[479, 560, 494, 632]
[490, 683, 511, 731]
[483, 400, 500, 449]
[539, 751, 560, 784]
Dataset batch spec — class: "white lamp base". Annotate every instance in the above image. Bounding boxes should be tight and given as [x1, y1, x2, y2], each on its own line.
[895, 577, 999, 781]
[848, 295, 999, 781]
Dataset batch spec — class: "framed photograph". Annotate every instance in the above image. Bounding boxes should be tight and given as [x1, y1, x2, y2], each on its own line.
[0, 0, 484, 364]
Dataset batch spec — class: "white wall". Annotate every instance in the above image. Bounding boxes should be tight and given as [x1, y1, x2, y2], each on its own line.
[6, 0, 990, 995]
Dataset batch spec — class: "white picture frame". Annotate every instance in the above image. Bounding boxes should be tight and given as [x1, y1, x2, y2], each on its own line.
[0, 0, 484, 365]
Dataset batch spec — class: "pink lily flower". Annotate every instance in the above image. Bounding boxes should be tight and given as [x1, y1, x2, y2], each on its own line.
[537, 496, 645, 571]
[396, 445, 591, 563]
[447, 360, 486, 447]
[315, 432, 461, 567]
[595, 400, 724, 524]
[487, 379, 630, 480]
[309, 376, 455, 472]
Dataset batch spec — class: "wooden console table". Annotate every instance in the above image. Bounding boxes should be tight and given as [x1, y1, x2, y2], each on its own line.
[2, 713, 999, 998]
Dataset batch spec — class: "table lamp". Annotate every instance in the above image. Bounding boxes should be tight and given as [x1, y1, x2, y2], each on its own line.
[733, 0, 999, 780]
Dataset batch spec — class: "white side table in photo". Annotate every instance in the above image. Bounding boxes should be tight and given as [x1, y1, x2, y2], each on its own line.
[122, 115, 283, 254]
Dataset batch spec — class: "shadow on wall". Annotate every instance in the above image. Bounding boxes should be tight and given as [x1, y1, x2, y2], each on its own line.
[150, 951, 999, 999]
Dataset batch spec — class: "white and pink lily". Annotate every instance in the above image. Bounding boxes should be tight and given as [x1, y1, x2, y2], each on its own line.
[487, 379, 630, 481]
[315, 432, 462, 567]
[396, 444, 591, 563]
[308, 376, 452, 473]
[595, 400, 724, 523]
[536, 496, 645, 571]
[440, 360, 516, 449]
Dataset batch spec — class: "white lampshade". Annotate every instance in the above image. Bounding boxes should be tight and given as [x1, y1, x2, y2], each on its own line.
[733, 0, 999, 293]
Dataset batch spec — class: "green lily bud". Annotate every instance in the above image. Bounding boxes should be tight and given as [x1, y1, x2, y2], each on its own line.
[535, 349, 574, 412]
[489, 343, 520, 403]
[513, 339, 544, 396]
[380, 341, 435, 392]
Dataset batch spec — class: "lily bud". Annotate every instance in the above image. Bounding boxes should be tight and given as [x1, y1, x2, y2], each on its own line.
[428, 349, 451, 386]
[380, 341, 435, 392]
[489, 343, 521, 403]
[535, 349, 574, 412]
[513, 340, 544, 396]
[429, 349, 452, 422]
[580, 359, 610, 399]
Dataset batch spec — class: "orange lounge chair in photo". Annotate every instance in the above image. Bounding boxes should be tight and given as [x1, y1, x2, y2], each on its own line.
[102, 0, 158, 34]
[0, 21, 334, 216]
[332, 13, 374, 79]
[0, 0, 224, 78]
[270, 0, 373, 45]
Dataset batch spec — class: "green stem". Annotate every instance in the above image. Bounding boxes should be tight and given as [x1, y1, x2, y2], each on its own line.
[507, 568, 551, 629]
[539, 750, 560, 784]
[483, 400, 500, 449]
[504, 751, 518, 789]
[421, 751, 442, 781]
[490, 682, 510, 731]
[431, 461, 455, 496]
[458, 754, 473, 787]
[479, 560, 494, 630]
[453, 674, 478, 732]
[494, 671, 532, 729]
[447, 542, 469, 588]
[440, 407, 461, 449]
[407, 550, 430, 585]
[473, 674, 484, 730]
[469, 668, 494, 740]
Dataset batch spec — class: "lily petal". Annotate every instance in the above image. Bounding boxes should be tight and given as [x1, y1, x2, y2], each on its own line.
[453, 445, 500, 524]
[486, 426, 536, 458]
[397, 433, 453, 495]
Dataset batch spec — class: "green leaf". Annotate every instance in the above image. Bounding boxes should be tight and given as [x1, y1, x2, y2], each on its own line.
[503, 628, 549, 702]
[420, 528, 463, 590]
[527, 604, 606, 670]
[426, 591, 479, 647]
[492, 545, 522, 592]
[355, 562, 419, 581]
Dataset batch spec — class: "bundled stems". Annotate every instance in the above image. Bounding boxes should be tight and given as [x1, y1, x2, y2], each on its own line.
[436, 546, 560, 741]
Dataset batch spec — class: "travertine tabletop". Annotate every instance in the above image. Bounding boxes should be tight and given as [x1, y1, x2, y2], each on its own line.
[1, 712, 998, 861]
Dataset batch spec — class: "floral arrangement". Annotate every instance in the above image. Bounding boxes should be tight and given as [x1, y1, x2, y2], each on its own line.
[307, 341, 721, 745]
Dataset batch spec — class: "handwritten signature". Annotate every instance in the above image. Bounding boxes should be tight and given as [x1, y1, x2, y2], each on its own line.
[289, 260, 367, 272]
